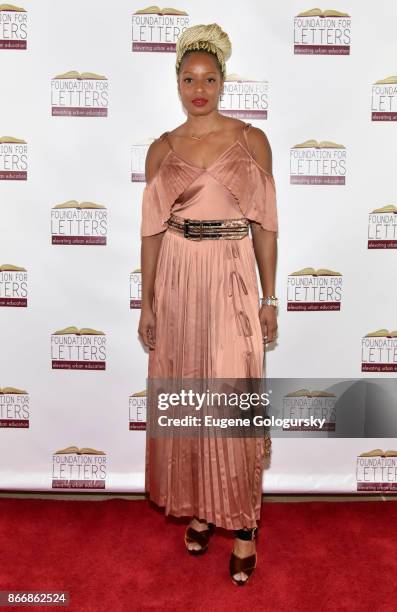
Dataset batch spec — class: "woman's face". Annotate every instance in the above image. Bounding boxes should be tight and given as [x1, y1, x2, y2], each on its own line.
[177, 51, 224, 115]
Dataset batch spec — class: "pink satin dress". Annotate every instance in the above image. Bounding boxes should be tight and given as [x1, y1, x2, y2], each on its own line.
[141, 122, 278, 530]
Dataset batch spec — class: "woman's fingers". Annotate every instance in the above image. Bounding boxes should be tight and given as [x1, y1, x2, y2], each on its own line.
[138, 321, 156, 350]
[265, 323, 277, 343]
[259, 308, 278, 344]
[261, 320, 268, 343]
[146, 325, 156, 349]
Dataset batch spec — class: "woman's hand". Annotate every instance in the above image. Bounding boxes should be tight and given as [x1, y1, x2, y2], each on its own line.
[138, 307, 156, 350]
[259, 305, 278, 344]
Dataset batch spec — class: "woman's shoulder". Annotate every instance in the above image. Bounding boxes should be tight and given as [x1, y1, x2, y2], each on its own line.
[243, 125, 273, 175]
[215, 118, 272, 173]
[244, 124, 271, 146]
[145, 134, 172, 183]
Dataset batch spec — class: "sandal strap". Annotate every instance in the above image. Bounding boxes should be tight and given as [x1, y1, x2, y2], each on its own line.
[229, 552, 257, 574]
[185, 526, 212, 548]
[235, 526, 257, 541]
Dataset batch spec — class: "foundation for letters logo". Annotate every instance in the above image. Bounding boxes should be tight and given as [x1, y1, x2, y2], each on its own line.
[368, 204, 397, 249]
[129, 390, 146, 430]
[0, 4, 27, 49]
[132, 6, 189, 52]
[294, 8, 351, 55]
[371, 76, 397, 121]
[51, 71, 109, 117]
[51, 326, 107, 370]
[52, 446, 107, 489]
[131, 139, 154, 182]
[51, 201, 108, 245]
[361, 329, 397, 372]
[0, 387, 29, 428]
[356, 448, 397, 491]
[290, 139, 346, 185]
[130, 268, 142, 309]
[283, 388, 336, 431]
[0, 264, 27, 307]
[0, 136, 27, 180]
[219, 74, 269, 119]
[287, 267, 343, 311]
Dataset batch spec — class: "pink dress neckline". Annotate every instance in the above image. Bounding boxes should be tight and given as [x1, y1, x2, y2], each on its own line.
[167, 139, 273, 175]
[165, 137, 241, 172]
[140, 125, 279, 237]
[146, 124, 273, 187]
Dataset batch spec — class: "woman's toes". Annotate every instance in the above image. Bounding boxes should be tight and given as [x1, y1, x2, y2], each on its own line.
[233, 571, 248, 582]
[191, 518, 208, 531]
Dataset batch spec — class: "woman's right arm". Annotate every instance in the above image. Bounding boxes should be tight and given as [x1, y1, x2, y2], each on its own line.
[138, 139, 167, 350]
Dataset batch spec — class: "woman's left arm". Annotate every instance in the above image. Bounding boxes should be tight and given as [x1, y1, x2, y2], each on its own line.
[247, 127, 278, 345]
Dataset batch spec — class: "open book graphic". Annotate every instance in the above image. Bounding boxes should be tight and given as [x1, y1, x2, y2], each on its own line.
[54, 71, 107, 80]
[297, 8, 350, 17]
[292, 139, 345, 149]
[285, 389, 336, 397]
[0, 136, 26, 144]
[53, 326, 105, 335]
[374, 76, 397, 84]
[290, 267, 341, 276]
[365, 329, 397, 338]
[0, 4, 26, 11]
[52, 201, 106, 210]
[0, 264, 26, 271]
[55, 446, 106, 455]
[359, 449, 397, 457]
[225, 73, 266, 83]
[134, 5, 187, 15]
[130, 390, 146, 397]
[371, 204, 397, 213]
[0, 387, 27, 394]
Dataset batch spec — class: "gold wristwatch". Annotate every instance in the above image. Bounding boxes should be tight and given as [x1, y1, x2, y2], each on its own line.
[260, 295, 279, 307]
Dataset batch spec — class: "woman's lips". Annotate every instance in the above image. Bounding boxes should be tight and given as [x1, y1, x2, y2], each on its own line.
[192, 98, 208, 107]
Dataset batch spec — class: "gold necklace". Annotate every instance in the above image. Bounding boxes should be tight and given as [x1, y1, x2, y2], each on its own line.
[189, 129, 217, 141]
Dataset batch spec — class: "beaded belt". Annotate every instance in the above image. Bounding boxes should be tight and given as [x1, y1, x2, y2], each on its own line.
[167, 213, 249, 240]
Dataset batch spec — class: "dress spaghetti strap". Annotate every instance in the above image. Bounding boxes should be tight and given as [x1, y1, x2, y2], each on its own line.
[159, 131, 173, 151]
[161, 125, 251, 152]
[243, 122, 252, 147]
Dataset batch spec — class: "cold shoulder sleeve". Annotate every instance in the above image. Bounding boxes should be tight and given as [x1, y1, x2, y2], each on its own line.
[140, 155, 203, 238]
[239, 165, 278, 235]
[211, 149, 279, 235]
[140, 179, 169, 237]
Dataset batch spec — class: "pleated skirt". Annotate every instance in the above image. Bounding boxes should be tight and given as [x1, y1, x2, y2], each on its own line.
[144, 227, 268, 530]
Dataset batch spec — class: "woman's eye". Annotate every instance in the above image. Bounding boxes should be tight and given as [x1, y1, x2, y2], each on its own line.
[183, 77, 216, 84]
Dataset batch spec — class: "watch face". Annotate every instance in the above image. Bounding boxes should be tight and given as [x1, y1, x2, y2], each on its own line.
[261, 297, 278, 306]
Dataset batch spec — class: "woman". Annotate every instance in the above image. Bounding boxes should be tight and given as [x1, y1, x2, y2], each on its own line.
[138, 23, 278, 586]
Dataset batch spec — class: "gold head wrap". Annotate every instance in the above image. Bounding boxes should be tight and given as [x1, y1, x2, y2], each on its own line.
[175, 23, 232, 79]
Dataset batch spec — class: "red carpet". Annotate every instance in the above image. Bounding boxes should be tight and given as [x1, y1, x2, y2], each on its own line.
[0, 497, 396, 612]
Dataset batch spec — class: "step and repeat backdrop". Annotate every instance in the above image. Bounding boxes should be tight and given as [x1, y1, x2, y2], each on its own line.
[1, 1, 397, 493]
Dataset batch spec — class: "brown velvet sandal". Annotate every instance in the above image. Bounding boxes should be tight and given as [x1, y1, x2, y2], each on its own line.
[229, 526, 258, 586]
[184, 520, 215, 556]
